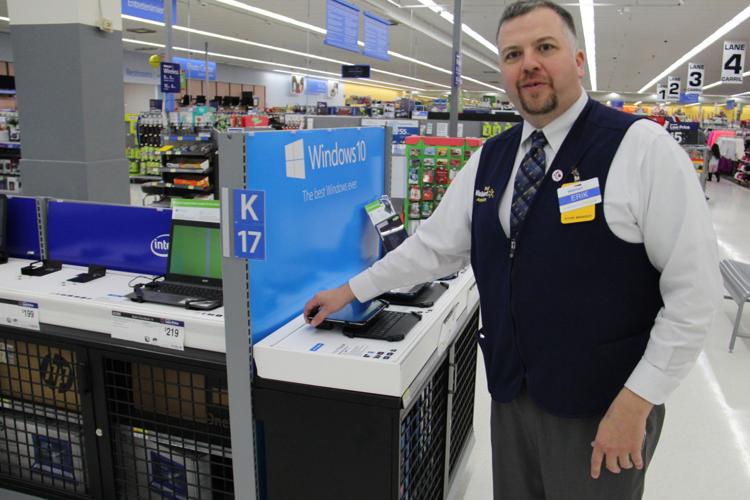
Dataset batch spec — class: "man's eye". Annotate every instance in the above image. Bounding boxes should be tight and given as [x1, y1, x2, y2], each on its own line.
[539, 43, 554, 52]
[504, 51, 520, 62]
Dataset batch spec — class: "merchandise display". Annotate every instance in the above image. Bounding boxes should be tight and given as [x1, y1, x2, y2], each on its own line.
[404, 136, 482, 227]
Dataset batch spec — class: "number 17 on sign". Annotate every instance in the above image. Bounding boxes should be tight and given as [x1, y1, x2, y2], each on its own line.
[233, 189, 266, 260]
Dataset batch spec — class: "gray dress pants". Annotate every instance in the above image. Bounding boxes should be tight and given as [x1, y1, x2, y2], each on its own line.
[490, 387, 665, 500]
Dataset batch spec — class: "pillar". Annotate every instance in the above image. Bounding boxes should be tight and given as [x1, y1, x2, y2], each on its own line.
[9, 0, 129, 203]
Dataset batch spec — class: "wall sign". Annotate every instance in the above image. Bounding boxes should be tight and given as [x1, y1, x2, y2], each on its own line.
[172, 57, 216, 81]
[324, 0, 360, 53]
[233, 189, 266, 261]
[122, 0, 176, 24]
[667, 76, 681, 100]
[290, 75, 305, 96]
[160, 62, 181, 93]
[305, 78, 328, 96]
[656, 83, 667, 102]
[363, 11, 390, 61]
[686, 63, 704, 94]
[722, 41, 746, 84]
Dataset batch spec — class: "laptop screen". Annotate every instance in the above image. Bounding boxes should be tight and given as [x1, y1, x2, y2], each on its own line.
[167, 220, 222, 285]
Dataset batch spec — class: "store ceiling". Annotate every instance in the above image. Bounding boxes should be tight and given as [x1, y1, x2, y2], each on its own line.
[0, 0, 748, 100]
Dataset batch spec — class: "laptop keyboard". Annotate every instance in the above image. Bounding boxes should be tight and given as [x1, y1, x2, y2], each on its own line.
[156, 282, 223, 300]
[360, 312, 409, 340]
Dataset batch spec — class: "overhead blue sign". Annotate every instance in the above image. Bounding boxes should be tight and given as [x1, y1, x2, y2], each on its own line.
[121, 0, 176, 24]
[363, 11, 390, 61]
[172, 57, 217, 81]
[324, 0, 360, 53]
[160, 62, 181, 93]
[679, 92, 700, 104]
[245, 128, 385, 342]
[305, 78, 329, 96]
[233, 189, 266, 261]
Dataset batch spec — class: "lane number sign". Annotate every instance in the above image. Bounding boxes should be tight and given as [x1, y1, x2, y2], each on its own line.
[667, 76, 681, 100]
[657, 83, 667, 101]
[686, 63, 704, 94]
[722, 41, 746, 84]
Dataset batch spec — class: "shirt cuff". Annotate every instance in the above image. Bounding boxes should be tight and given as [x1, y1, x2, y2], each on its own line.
[348, 271, 383, 303]
[624, 358, 681, 405]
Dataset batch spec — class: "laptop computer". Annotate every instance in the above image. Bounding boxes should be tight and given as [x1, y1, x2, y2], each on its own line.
[128, 219, 223, 310]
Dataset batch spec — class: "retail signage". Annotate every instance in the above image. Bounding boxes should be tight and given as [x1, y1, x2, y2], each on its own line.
[233, 189, 266, 261]
[244, 128, 384, 341]
[679, 92, 700, 104]
[171, 199, 220, 223]
[686, 63, 704, 94]
[305, 78, 329, 96]
[726, 99, 736, 110]
[0, 298, 39, 331]
[341, 65, 371, 78]
[110, 311, 185, 351]
[324, 0, 360, 53]
[412, 110, 429, 120]
[610, 99, 624, 110]
[453, 52, 462, 88]
[363, 11, 390, 61]
[666, 122, 701, 145]
[656, 83, 667, 102]
[721, 41, 746, 84]
[667, 76, 681, 100]
[160, 62, 181, 93]
[172, 57, 216, 81]
[121, 0, 176, 24]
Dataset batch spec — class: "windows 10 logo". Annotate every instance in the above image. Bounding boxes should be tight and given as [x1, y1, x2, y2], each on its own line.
[284, 139, 305, 179]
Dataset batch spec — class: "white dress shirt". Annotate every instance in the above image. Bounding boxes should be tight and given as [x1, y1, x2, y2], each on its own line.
[349, 90, 722, 406]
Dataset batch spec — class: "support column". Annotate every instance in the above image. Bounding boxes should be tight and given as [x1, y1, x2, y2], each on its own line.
[9, 0, 129, 203]
[448, 0, 463, 137]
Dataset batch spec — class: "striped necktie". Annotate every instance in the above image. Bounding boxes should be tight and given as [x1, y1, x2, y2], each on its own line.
[510, 130, 548, 238]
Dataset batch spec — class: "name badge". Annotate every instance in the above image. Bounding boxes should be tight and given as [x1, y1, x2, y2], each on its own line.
[557, 178, 601, 224]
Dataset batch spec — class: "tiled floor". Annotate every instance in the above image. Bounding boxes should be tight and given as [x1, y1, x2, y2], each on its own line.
[447, 177, 750, 499]
[4, 179, 750, 500]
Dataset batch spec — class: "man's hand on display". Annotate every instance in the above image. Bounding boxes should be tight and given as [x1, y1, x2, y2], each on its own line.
[304, 284, 356, 327]
[590, 387, 654, 479]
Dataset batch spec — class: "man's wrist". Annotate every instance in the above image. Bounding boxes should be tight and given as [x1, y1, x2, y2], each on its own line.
[617, 387, 654, 417]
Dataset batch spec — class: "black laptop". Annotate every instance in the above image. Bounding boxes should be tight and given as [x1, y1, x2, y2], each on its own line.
[128, 219, 223, 310]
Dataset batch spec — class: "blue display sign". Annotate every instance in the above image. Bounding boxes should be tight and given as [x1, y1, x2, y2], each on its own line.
[324, 0, 360, 53]
[393, 125, 420, 144]
[7, 196, 41, 259]
[305, 78, 329, 96]
[160, 62, 181, 93]
[363, 11, 390, 61]
[679, 92, 700, 104]
[233, 189, 266, 261]
[666, 122, 701, 145]
[121, 0, 176, 24]
[47, 201, 172, 275]
[726, 99, 736, 110]
[244, 128, 385, 342]
[172, 57, 217, 81]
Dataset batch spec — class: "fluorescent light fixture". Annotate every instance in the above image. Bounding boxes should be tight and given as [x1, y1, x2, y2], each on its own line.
[579, 0, 598, 91]
[732, 91, 750, 97]
[122, 38, 165, 48]
[415, 0, 499, 56]
[0, 16, 9, 22]
[122, 13, 163, 27]
[634, 101, 642, 106]
[214, 0, 326, 35]
[701, 70, 750, 92]
[638, 5, 750, 93]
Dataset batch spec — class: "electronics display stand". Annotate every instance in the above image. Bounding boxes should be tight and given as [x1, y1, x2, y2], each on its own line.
[20, 259, 62, 277]
[67, 265, 106, 283]
[381, 282, 449, 308]
[337, 310, 422, 342]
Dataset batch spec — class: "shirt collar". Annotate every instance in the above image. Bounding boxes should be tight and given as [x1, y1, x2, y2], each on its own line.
[521, 89, 589, 154]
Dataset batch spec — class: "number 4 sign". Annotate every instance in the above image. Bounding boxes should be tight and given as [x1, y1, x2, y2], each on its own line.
[722, 41, 746, 84]
[233, 189, 266, 260]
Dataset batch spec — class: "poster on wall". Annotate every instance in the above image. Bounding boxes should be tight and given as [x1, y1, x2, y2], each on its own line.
[327, 80, 340, 98]
[686, 63, 704, 94]
[722, 41, 746, 84]
[291, 74, 306, 96]
[305, 78, 328, 96]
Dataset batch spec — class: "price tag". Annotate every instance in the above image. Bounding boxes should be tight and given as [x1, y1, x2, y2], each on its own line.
[0, 298, 40, 331]
[110, 311, 185, 351]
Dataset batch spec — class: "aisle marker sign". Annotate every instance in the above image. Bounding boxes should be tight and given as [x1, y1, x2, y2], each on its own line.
[722, 41, 746, 84]
[656, 83, 667, 102]
[233, 189, 266, 260]
[160, 62, 181, 93]
[686, 63, 704, 94]
[667, 76, 681, 100]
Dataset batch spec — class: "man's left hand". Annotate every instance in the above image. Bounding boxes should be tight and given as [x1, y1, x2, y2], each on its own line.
[590, 387, 654, 479]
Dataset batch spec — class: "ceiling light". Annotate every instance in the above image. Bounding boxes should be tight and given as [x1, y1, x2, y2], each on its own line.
[0, 16, 9, 22]
[414, 0, 499, 56]
[634, 101, 642, 106]
[579, 0, 598, 91]
[123, 38, 165, 48]
[701, 70, 750, 92]
[122, 13, 164, 27]
[124, 14, 451, 90]
[732, 91, 750, 97]
[638, 5, 750, 93]
[127, 27, 157, 34]
[214, 0, 326, 35]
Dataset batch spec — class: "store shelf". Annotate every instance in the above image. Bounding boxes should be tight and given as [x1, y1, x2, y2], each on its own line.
[159, 151, 215, 158]
[0, 142, 21, 149]
[0, 171, 20, 177]
[163, 134, 212, 142]
[160, 167, 213, 174]
[142, 181, 213, 193]
[129, 175, 161, 183]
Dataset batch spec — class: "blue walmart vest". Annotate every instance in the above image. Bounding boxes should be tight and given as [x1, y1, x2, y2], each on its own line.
[471, 99, 663, 417]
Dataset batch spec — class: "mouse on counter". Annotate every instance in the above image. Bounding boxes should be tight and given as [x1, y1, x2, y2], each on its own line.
[185, 298, 222, 310]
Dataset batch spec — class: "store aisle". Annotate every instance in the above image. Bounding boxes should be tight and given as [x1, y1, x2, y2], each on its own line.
[449, 179, 750, 500]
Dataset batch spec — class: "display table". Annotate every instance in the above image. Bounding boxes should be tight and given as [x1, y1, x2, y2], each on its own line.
[253, 269, 480, 500]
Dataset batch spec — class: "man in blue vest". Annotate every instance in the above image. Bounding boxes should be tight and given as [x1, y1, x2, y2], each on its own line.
[305, 1, 721, 498]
